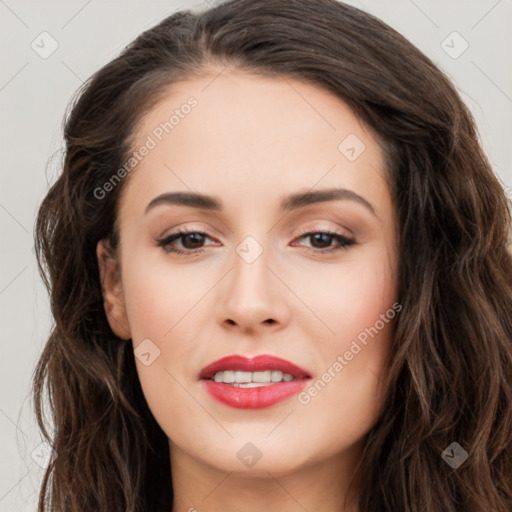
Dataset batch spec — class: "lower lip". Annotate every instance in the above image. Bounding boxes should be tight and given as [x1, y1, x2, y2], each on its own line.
[201, 379, 309, 409]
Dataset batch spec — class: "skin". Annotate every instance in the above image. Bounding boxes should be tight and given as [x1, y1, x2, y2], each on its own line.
[97, 68, 399, 512]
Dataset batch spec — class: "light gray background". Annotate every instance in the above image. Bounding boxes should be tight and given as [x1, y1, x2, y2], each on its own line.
[0, 0, 511, 510]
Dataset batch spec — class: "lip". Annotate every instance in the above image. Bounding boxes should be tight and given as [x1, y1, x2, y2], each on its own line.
[199, 354, 312, 409]
[199, 354, 311, 380]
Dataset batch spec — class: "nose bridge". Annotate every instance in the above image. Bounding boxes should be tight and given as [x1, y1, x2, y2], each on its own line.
[218, 231, 287, 328]
[230, 234, 272, 304]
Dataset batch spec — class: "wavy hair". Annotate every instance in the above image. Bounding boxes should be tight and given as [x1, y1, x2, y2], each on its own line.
[33, 0, 512, 510]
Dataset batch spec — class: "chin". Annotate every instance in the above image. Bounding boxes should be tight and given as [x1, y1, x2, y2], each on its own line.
[198, 437, 316, 476]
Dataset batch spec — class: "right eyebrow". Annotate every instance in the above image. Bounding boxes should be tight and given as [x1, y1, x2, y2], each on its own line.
[280, 188, 377, 217]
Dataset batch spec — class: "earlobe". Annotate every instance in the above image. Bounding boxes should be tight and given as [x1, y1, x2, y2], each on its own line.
[96, 239, 131, 340]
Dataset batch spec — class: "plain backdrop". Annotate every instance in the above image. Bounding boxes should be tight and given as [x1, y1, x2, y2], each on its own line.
[0, 0, 511, 510]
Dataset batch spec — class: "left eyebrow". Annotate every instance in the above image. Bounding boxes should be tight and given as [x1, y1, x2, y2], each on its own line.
[144, 187, 377, 218]
[145, 192, 221, 214]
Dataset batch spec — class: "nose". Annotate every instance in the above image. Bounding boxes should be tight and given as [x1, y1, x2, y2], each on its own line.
[217, 243, 291, 334]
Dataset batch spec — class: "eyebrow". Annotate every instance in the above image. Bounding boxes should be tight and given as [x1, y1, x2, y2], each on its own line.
[144, 188, 377, 217]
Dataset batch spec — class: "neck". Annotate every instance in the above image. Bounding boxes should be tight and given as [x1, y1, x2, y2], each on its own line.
[168, 439, 362, 512]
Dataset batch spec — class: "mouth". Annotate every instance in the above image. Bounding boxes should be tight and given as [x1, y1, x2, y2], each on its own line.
[209, 369, 299, 387]
[199, 354, 312, 409]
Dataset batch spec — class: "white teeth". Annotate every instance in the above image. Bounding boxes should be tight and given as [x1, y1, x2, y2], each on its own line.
[236, 371, 252, 383]
[211, 370, 296, 385]
[252, 371, 271, 383]
[271, 370, 283, 382]
[223, 370, 235, 383]
[234, 382, 270, 388]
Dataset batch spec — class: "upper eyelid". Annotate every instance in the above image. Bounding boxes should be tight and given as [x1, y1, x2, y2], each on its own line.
[159, 231, 355, 260]
[162, 224, 350, 239]
[160, 226, 354, 248]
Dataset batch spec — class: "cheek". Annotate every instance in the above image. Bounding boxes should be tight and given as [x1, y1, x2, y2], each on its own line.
[293, 244, 396, 435]
[121, 250, 208, 341]
[299, 242, 397, 347]
[119, 253, 214, 429]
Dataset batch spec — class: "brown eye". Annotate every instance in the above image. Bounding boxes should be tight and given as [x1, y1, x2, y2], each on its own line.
[157, 230, 214, 255]
[293, 230, 356, 253]
[308, 232, 335, 249]
[180, 232, 206, 249]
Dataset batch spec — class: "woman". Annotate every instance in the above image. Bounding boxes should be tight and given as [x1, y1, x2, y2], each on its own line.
[33, 0, 512, 510]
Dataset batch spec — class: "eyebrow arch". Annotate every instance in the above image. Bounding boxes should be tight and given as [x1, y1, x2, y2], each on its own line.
[281, 188, 376, 216]
[144, 188, 376, 217]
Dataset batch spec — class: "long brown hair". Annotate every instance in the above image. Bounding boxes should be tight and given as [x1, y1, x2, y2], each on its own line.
[33, 0, 512, 510]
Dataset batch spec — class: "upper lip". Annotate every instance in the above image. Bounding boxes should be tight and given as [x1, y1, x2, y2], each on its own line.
[199, 354, 312, 380]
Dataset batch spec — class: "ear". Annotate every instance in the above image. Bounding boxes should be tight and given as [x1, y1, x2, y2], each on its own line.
[96, 239, 131, 340]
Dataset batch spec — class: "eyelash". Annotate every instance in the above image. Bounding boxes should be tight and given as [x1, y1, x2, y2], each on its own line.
[156, 227, 356, 256]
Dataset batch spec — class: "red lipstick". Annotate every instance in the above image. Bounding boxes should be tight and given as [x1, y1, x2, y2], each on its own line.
[199, 354, 311, 409]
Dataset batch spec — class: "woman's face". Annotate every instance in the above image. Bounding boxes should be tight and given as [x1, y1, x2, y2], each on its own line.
[98, 69, 399, 477]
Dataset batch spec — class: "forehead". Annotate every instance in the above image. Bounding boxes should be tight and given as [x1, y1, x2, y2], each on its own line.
[121, 69, 389, 221]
